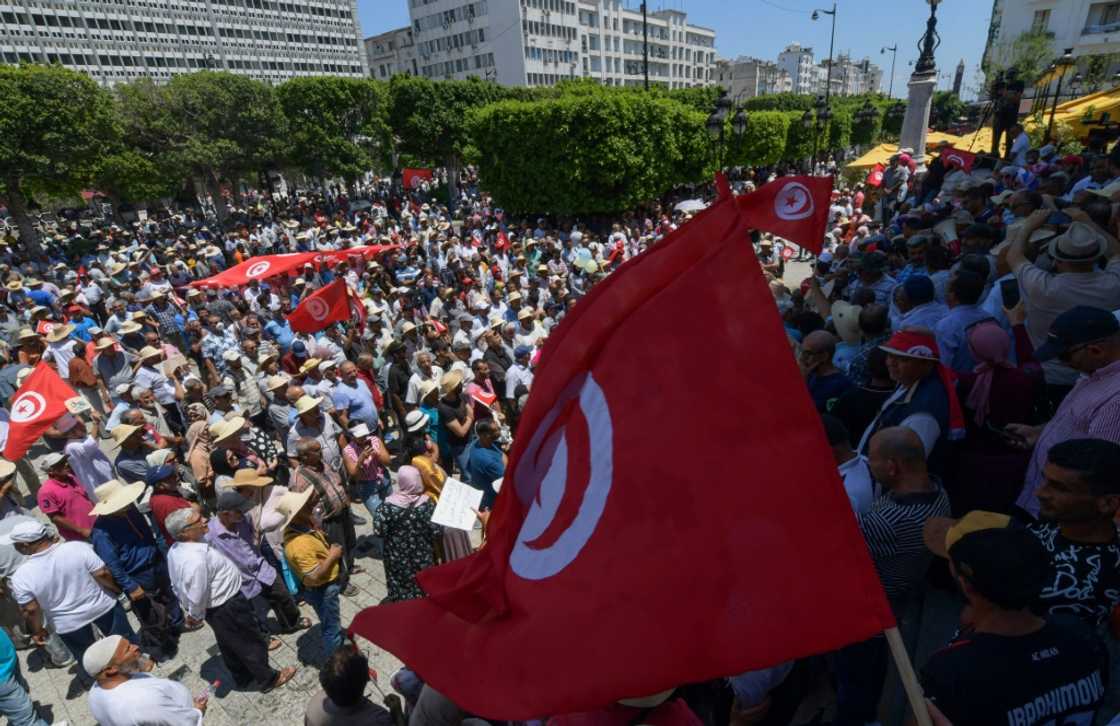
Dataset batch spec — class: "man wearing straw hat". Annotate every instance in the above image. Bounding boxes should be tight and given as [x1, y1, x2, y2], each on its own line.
[278, 488, 345, 655]
[89, 479, 183, 660]
[290, 438, 357, 598]
[165, 507, 297, 693]
[133, 345, 186, 435]
[287, 395, 345, 475]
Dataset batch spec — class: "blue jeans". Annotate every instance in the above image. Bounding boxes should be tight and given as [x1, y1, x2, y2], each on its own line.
[0, 672, 45, 726]
[356, 478, 390, 521]
[59, 604, 135, 682]
[302, 582, 342, 655]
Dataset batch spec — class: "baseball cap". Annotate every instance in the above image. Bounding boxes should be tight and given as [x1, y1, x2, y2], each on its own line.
[215, 488, 253, 513]
[1034, 306, 1120, 362]
[291, 340, 308, 357]
[0, 520, 50, 546]
[145, 464, 177, 486]
[514, 345, 533, 358]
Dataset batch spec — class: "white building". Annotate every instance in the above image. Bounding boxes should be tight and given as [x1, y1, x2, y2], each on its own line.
[408, 0, 715, 88]
[985, 0, 1120, 74]
[0, 0, 367, 86]
[716, 56, 791, 99]
[365, 26, 419, 79]
[777, 43, 816, 94]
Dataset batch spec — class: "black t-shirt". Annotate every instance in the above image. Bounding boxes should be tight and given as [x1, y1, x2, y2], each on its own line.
[1024, 521, 1120, 628]
[830, 383, 894, 446]
[437, 400, 470, 448]
[921, 622, 1107, 726]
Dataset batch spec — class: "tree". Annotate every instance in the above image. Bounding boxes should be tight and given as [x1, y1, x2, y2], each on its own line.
[0, 64, 116, 254]
[92, 149, 177, 216]
[727, 111, 790, 167]
[468, 92, 709, 215]
[276, 76, 392, 183]
[984, 30, 1054, 87]
[827, 111, 852, 151]
[930, 91, 966, 130]
[388, 76, 512, 202]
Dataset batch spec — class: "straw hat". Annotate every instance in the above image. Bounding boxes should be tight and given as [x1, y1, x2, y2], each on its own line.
[299, 358, 322, 375]
[229, 468, 273, 488]
[265, 374, 290, 393]
[118, 321, 142, 335]
[4, 281, 21, 292]
[45, 323, 74, 343]
[209, 416, 246, 445]
[0, 459, 14, 480]
[89, 479, 146, 516]
[274, 488, 315, 531]
[418, 379, 439, 402]
[16, 328, 38, 343]
[95, 337, 116, 351]
[110, 424, 143, 445]
[294, 395, 322, 415]
[439, 370, 464, 397]
[832, 301, 863, 346]
[137, 345, 162, 362]
[405, 409, 429, 433]
[517, 308, 534, 321]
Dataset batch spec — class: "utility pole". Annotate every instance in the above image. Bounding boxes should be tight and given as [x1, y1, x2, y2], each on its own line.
[642, 1, 649, 90]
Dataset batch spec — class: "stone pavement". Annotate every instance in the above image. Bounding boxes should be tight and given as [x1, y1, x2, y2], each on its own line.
[17, 515, 407, 726]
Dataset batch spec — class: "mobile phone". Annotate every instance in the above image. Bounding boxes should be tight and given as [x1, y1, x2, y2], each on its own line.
[1047, 211, 1072, 226]
[999, 278, 1021, 308]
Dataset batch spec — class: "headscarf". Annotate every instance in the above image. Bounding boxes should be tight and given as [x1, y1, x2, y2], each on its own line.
[964, 321, 1014, 426]
[387, 465, 428, 509]
[880, 330, 966, 440]
[185, 402, 214, 487]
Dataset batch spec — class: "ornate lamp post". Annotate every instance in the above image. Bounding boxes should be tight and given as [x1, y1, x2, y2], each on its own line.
[881, 44, 898, 98]
[802, 95, 832, 172]
[1045, 48, 1076, 144]
[898, 0, 941, 168]
[854, 99, 880, 144]
[706, 89, 746, 170]
[812, 3, 838, 105]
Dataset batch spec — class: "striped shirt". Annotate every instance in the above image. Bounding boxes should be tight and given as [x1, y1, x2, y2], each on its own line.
[858, 482, 950, 609]
[1016, 360, 1120, 516]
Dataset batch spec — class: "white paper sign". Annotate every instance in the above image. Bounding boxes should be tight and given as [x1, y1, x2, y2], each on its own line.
[430, 477, 483, 531]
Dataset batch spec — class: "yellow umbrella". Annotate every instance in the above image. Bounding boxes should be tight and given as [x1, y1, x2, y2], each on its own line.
[845, 142, 900, 171]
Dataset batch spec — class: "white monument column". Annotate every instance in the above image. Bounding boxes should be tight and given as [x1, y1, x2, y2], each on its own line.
[898, 0, 942, 169]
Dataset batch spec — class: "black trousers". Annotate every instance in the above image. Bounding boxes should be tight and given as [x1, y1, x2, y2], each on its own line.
[205, 593, 275, 689]
[252, 576, 302, 633]
[321, 510, 356, 590]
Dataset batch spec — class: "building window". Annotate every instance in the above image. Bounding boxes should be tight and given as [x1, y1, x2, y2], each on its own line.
[1031, 8, 1050, 32]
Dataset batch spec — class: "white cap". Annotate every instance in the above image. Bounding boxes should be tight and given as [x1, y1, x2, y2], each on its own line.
[221, 349, 240, 362]
[0, 520, 49, 546]
[82, 635, 124, 677]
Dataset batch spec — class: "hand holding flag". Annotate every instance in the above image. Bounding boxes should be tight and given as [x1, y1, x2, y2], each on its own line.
[287, 279, 352, 334]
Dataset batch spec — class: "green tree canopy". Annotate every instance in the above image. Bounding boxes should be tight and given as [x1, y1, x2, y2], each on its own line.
[931, 91, 967, 130]
[276, 76, 392, 181]
[0, 64, 116, 253]
[727, 111, 790, 167]
[469, 93, 709, 215]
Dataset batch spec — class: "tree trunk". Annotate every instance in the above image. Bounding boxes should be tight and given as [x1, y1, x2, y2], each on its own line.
[204, 172, 229, 228]
[446, 155, 460, 212]
[6, 176, 42, 258]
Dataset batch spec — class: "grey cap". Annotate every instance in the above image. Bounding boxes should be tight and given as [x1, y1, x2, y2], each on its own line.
[215, 488, 253, 514]
[206, 385, 230, 398]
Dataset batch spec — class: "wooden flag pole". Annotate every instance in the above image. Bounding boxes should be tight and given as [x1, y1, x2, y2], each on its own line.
[885, 626, 934, 726]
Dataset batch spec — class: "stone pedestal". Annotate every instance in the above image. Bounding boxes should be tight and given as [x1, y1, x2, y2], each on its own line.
[899, 71, 937, 169]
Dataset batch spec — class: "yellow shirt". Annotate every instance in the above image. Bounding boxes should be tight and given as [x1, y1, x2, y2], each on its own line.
[283, 527, 339, 586]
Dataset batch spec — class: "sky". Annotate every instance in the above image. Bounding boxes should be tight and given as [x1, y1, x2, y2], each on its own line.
[356, 0, 994, 100]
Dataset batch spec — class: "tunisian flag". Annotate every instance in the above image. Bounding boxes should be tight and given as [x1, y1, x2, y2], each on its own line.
[350, 177, 895, 718]
[5, 363, 78, 459]
[189, 252, 319, 289]
[737, 175, 833, 254]
[942, 146, 977, 173]
[402, 167, 433, 190]
[287, 279, 351, 334]
[866, 162, 885, 188]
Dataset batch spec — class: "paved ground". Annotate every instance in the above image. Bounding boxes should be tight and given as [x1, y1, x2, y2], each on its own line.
[18, 514, 407, 726]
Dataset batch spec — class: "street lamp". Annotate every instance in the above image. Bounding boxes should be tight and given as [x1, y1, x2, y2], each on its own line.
[881, 44, 898, 98]
[854, 99, 880, 143]
[706, 89, 735, 168]
[803, 94, 831, 172]
[732, 106, 749, 138]
[914, 0, 941, 76]
[1045, 48, 1076, 144]
[812, 3, 838, 106]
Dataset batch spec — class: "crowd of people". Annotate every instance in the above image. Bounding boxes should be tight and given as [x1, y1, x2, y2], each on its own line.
[0, 134, 1115, 726]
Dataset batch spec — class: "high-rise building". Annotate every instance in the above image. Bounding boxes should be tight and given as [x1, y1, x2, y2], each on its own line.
[407, 0, 716, 88]
[365, 26, 419, 79]
[777, 43, 816, 94]
[0, 0, 367, 86]
[716, 56, 791, 99]
[776, 43, 881, 97]
[953, 58, 965, 95]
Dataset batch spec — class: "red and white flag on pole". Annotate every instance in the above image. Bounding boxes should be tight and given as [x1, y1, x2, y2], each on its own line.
[402, 168, 434, 190]
[866, 162, 885, 188]
[287, 279, 351, 334]
[942, 146, 977, 173]
[350, 177, 895, 719]
[737, 175, 834, 255]
[4, 363, 78, 460]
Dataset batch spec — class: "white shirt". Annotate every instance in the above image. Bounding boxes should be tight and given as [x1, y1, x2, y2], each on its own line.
[505, 363, 534, 400]
[1010, 132, 1030, 166]
[88, 673, 203, 726]
[9, 541, 116, 634]
[837, 455, 876, 516]
[167, 541, 243, 620]
[406, 366, 444, 405]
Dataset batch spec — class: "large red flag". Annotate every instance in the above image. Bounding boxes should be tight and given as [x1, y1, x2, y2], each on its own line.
[866, 162, 885, 188]
[350, 179, 895, 719]
[188, 252, 319, 289]
[287, 279, 350, 333]
[5, 363, 78, 460]
[402, 168, 434, 190]
[942, 146, 977, 173]
[737, 175, 833, 254]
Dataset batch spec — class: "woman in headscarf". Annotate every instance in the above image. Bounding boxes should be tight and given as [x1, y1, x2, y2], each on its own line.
[184, 402, 214, 499]
[372, 465, 441, 602]
[952, 307, 1042, 513]
[408, 430, 473, 562]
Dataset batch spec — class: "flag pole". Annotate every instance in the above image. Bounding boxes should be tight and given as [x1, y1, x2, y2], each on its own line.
[884, 626, 934, 726]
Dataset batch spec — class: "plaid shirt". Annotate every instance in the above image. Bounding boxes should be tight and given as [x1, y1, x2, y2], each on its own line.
[200, 329, 239, 372]
[291, 464, 349, 520]
[847, 334, 890, 387]
[145, 303, 183, 338]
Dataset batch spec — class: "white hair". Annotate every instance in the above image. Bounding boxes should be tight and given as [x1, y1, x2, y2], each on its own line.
[164, 507, 197, 541]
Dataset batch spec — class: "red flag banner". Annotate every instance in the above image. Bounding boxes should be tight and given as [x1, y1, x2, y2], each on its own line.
[4, 363, 78, 460]
[35, 320, 63, 337]
[866, 162, 885, 188]
[402, 168, 434, 190]
[188, 252, 319, 289]
[287, 279, 351, 334]
[319, 244, 401, 263]
[737, 175, 833, 255]
[942, 146, 977, 173]
[496, 231, 510, 251]
[350, 179, 895, 719]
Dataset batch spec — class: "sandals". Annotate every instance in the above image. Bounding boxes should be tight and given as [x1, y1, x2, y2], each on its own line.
[268, 637, 283, 651]
[261, 666, 297, 693]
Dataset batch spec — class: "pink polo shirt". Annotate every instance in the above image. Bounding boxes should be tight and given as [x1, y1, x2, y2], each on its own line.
[36, 475, 96, 541]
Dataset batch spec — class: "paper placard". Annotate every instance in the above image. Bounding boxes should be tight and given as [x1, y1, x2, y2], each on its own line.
[430, 477, 483, 531]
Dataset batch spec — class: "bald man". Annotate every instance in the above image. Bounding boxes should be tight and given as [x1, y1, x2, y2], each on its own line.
[833, 426, 951, 726]
[799, 330, 851, 413]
